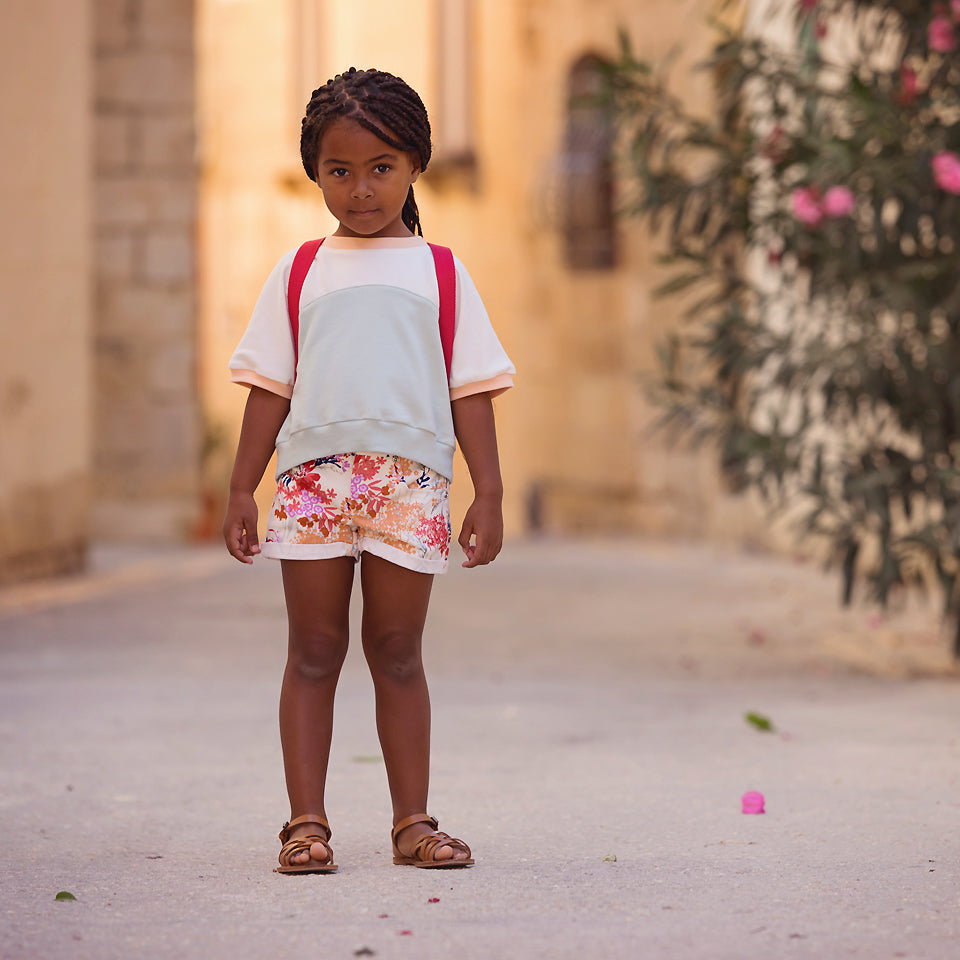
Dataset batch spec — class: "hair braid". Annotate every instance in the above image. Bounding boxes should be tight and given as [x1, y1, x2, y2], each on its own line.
[300, 67, 432, 236]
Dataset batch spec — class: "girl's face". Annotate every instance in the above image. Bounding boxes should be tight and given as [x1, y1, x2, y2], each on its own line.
[315, 118, 420, 238]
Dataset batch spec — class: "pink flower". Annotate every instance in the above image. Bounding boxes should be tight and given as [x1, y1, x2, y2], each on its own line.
[929, 16, 957, 52]
[815, 19, 827, 39]
[791, 186, 824, 227]
[897, 64, 919, 106]
[822, 185, 855, 218]
[932, 151, 960, 193]
[798, 0, 817, 12]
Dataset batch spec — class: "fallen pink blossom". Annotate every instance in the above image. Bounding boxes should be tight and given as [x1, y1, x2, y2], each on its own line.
[742, 791, 766, 814]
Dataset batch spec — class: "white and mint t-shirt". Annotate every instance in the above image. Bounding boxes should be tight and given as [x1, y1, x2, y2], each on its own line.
[229, 235, 515, 480]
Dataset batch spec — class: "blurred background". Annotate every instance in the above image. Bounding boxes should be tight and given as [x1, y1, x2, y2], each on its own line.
[3, 0, 756, 585]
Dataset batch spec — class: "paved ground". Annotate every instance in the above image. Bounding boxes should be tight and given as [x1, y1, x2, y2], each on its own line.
[1, 537, 959, 960]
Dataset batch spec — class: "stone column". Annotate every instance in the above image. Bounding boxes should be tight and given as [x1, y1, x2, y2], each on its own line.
[93, 0, 200, 539]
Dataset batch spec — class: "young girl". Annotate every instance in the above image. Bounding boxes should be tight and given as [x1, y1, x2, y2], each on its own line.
[222, 67, 514, 873]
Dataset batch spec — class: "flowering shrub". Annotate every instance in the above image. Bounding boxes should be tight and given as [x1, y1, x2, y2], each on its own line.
[607, 0, 960, 653]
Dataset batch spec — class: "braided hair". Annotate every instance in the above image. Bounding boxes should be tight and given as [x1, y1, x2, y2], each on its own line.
[301, 68, 432, 236]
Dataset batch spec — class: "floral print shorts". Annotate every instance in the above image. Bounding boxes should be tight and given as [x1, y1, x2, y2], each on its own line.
[261, 453, 451, 573]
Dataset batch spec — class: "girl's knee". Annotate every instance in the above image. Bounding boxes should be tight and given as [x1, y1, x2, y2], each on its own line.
[363, 630, 423, 683]
[288, 626, 349, 683]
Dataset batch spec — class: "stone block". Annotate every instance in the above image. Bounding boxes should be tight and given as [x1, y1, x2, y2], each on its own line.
[94, 0, 134, 52]
[95, 229, 137, 281]
[142, 229, 194, 285]
[96, 283, 195, 339]
[96, 51, 194, 109]
[137, 0, 194, 52]
[148, 341, 196, 398]
[95, 112, 133, 172]
[143, 402, 200, 472]
[96, 175, 196, 227]
[137, 114, 195, 170]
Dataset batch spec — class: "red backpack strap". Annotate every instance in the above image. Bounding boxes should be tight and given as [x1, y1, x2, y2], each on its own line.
[286, 238, 325, 376]
[428, 243, 456, 382]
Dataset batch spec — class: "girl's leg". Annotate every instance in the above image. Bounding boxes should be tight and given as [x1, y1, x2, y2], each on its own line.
[359, 552, 467, 862]
[278, 556, 355, 865]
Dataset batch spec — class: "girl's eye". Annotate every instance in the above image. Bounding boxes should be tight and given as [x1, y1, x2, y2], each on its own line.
[374, 163, 391, 174]
[330, 168, 348, 178]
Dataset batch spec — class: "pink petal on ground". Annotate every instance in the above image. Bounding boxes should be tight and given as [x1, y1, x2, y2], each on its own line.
[428, 898, 440, 903]
[742, 790, 766, 814]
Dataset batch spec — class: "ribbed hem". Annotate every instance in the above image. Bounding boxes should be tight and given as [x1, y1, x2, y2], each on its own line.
[276, 422, 455, 480]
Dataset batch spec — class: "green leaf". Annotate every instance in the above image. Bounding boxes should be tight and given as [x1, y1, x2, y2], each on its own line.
[351, 754, 382, 764]
[745, 712, 775, 733]
[54, 891, 77, 902]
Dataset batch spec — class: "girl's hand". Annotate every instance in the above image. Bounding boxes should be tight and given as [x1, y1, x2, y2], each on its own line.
[223, 491, 261, 564]
[458, 492, 503, 568]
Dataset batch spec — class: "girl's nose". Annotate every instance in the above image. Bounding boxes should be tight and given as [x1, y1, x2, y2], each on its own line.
[352, 179, 373, 198]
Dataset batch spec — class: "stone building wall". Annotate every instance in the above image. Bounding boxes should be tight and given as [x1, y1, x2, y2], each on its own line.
[0, 0, 93, 583]
[92, 0, 201, 539]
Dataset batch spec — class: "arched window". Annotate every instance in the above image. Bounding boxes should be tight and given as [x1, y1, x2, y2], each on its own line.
[563, 54, 616, 270]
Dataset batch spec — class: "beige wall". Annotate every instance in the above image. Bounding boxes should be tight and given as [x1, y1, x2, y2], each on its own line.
[198, 0, 766, 543]
[0, 0, 93, 581]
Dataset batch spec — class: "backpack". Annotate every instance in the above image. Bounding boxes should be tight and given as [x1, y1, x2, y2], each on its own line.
[285, 238, 456, 384]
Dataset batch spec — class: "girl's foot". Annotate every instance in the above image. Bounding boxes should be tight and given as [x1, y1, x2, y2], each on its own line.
[277, 815, 337, 873]
[391, 814, 474, 867]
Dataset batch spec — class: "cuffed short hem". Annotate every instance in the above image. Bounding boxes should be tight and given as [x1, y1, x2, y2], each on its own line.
[360, 538, 449, 574]
[260, 541, 355, 562]
[260, 538, 448, 574]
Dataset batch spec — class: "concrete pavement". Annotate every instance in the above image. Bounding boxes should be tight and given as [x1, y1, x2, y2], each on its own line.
[1, 537, 958, 960]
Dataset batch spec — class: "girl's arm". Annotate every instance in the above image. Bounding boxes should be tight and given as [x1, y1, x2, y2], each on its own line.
[222, 386, 291, 563]
[451, 392, 504, 568]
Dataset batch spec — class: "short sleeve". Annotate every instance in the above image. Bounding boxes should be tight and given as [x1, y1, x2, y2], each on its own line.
[228, 249, 298, 398]
[448, 257, 515, 401]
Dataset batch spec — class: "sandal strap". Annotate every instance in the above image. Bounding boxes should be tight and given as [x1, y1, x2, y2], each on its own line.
[391, 813, 438, 841]
[279, 814, 332, 843]
[278, 835, 332, 867]
[411, 830, 471, 862]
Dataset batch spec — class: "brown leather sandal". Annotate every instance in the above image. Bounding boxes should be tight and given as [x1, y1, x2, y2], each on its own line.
[276, 814, 338, 874]
[391, 814, 474, 868]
